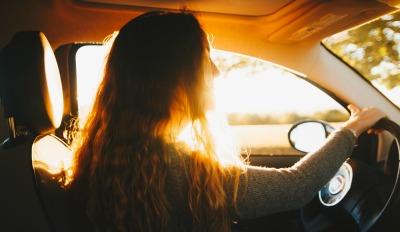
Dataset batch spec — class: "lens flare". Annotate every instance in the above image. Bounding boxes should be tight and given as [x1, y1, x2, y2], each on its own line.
[177, 111, 242, 167]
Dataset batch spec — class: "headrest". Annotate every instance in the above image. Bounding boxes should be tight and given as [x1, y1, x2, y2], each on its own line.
[0, 31, 63, 134]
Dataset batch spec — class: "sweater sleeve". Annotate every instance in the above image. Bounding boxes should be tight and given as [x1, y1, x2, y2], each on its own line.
[234, 128, 356, 220]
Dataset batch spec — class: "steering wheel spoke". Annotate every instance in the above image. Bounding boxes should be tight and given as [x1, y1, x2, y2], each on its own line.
[347, 185, 390, 229]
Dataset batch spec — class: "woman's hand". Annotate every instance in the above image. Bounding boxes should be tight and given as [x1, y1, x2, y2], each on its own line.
[342, 104, 386, 138]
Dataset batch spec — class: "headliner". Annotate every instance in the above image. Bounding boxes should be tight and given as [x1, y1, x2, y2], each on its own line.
[80, 0, 294, 16]
[0, 0, 397, 48]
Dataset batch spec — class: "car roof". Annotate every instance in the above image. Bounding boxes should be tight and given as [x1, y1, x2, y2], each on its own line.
[1, 1, 397, 49]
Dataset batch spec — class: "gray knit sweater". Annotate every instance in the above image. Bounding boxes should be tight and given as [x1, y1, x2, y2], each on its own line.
[165, 128, 356, 228]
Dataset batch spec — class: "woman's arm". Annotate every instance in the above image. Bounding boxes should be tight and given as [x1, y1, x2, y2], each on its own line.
[234, 128, 355, 220]
[233, 104, 385, 220]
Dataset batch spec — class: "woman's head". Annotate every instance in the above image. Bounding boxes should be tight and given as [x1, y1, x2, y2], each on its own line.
[102, 11, 216, 139]
[70, 11, 240, 232]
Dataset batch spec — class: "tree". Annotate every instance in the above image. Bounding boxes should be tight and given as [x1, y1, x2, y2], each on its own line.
[324, 12, 400, 90]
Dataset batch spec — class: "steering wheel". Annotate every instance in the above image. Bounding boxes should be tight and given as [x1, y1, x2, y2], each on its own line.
[301, 118, 400, 232]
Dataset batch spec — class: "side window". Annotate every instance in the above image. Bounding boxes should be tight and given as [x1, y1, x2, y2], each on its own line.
[211, 50, 349, 156]
[75, 45, 108, 128]
[74, 45, 349, 156]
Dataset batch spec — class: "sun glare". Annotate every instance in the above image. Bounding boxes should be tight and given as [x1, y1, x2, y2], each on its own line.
[32, 135, 73, 184]
[75, 45, 108, 127]
[75, 45, 347, 156]
[211, 50, 343, 116]
[43, 37, 64, 128]
[75, 46, 344, 125]
[176, 111, 242, 167]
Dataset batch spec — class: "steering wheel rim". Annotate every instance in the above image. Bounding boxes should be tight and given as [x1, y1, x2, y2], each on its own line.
[301, 118, 400, 232]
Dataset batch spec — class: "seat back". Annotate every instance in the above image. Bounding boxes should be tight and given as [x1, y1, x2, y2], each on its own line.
[0, 133, 52, 231]
[0, 31, 71, 231]
[32, 134, 73, 232]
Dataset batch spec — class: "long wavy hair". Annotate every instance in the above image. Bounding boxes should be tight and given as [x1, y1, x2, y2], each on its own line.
[69, 11, 243, 232]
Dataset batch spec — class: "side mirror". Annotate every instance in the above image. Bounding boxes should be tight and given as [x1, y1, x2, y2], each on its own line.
[288, 120, 335, 153]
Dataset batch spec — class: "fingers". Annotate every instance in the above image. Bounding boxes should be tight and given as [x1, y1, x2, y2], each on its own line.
[347, 105, 385, 120]
[343, 105, 386, 137]
[367, 128, 384, 135]
[374, 108, 386, 120]
[347, 104, 360, 112]
[363, 107, 386, 123]
[347, 104, 361, 117]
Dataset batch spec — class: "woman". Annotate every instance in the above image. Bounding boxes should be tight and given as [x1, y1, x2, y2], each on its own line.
[68, 11, 385, 232]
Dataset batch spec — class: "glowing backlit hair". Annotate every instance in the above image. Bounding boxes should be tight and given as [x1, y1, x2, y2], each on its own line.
[69, 11, 244, 232]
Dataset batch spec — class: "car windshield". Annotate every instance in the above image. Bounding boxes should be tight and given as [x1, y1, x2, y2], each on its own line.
[323, 10, 400, 107]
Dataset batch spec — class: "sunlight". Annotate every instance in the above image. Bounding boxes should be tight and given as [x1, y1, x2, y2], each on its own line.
[177, 111, 242, 167]
[75, 46, 345, 127]
[212, 50, 344, 116]
[74, 45, 347, 156]
[43, 37, 63, 127]
[75, 45, 108, 127]
[32, 135, 73, 183]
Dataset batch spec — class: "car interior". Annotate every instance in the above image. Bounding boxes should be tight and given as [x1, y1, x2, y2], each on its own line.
[3, 0, 400, 231]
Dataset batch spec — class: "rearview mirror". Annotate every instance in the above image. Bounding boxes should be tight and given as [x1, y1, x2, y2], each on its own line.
[288, 121, 335, 153]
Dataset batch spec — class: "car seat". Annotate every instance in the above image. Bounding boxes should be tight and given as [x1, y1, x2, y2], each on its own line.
[0, 31, 72, 232]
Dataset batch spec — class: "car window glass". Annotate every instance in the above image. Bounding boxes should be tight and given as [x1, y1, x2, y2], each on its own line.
[75, 46, 349, 156]
[323, 10, 400, 108]
[75, 45, 108, 127]
[211, 50, 348, 155]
